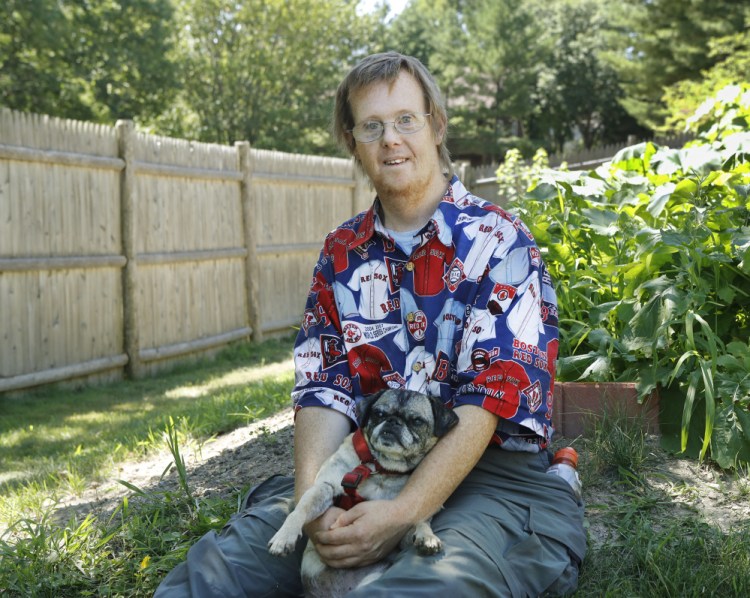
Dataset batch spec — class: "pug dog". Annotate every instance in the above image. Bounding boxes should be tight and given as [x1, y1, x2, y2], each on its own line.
[268, 389, 459, 597]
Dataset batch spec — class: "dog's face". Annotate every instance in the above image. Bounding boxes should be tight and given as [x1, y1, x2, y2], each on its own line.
[355, 389, 459, 471]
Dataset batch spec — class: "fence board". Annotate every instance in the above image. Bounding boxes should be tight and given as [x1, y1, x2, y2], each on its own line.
[0, 108, 118, 156]
[136, 259, 249, 353]
[0, 161, 121, 257]
[0, 268, 123, 378]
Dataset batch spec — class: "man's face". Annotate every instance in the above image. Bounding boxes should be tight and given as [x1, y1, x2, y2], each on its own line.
[349, 71, 444, 206]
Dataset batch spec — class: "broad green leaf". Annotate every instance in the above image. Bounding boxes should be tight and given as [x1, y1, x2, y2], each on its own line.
[681, 146, 723, 174]
[717, 286, 736, 304]
[547, 243, 575, 270]
[628, 296, 664, 341]
[580, 355, 612, 380]
[647, 183, 676, 218]
[672, 178, 699, 199]
[570, 176, 608, 199]
[612, 142, 649, 163]
[650, 148, 683, 175]
[710, 403, 750, 469]
[581, 207, 619, 236]
[526, 182, 558, 201]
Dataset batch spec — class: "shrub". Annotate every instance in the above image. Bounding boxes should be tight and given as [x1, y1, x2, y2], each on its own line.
[505, 84, 750, 468]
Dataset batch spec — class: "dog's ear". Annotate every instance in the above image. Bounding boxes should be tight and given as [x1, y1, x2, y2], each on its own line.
[355, 390, 386, 428]
[431, 401, 459, 437]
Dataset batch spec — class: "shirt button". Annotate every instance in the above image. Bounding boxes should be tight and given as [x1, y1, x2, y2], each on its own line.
[405, 262, 414, 271]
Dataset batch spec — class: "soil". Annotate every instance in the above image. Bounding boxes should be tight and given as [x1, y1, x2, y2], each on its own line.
[47, 363, 750, 546]
[51, 408, 297, 525]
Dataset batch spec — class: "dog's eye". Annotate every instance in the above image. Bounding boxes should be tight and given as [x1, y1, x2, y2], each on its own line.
[409, 416, 427, 427]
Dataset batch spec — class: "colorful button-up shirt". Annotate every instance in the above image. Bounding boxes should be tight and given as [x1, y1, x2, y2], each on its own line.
[292, 176, 558, 451]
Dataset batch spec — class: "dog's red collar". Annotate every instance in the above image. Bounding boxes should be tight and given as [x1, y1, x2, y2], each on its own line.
[334, 429, 388, 510]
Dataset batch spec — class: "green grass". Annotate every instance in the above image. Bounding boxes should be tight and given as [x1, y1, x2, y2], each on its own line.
[570, 410, 750, 597]
[1, 335, 296, 596]
[0, 335, 295, 525]
[2, 342, 750, 596]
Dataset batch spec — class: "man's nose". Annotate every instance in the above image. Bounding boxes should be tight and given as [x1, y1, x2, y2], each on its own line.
[381, 122, 402, 144]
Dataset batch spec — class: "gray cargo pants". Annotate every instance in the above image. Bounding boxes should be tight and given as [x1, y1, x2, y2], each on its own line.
[154, 447, 586, 597]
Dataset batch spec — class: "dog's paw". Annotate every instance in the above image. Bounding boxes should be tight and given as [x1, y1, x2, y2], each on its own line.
[267, 530, 299, 557]
[413, 531, 442, 555]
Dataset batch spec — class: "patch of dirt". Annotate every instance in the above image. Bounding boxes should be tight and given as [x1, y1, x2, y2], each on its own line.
[51, 409, 296, 525]
[580, 435, 750, 548]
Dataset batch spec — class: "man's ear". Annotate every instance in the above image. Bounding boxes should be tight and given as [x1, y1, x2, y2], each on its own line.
[433, 117, 446, 145]
[356, 390, 385, 428]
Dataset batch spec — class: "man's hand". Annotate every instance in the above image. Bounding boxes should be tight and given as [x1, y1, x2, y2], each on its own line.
[309, 500, 412, 569]
[294, 404, 498, 570]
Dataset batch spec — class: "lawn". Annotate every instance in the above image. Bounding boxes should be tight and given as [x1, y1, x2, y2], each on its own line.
[1, 335, 749, 596]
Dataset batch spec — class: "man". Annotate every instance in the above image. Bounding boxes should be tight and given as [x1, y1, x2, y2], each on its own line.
[155, 52, 585, 597]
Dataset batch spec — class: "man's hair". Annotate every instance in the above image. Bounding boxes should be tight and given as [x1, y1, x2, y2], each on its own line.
[333, 52, 452, 175]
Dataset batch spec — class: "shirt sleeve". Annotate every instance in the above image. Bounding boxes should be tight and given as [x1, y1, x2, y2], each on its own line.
[452, 213, 557, 442]
[291, 247, 358, 424]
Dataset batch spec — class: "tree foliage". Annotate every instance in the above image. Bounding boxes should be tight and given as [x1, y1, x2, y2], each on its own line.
[0, 0, 177, 122]
[1, 0, 747, 161]
[605, 0, 748, 130]
[161, 0, 380, 154]
[433, 0, 547, 162]
[661, 25, 750, 134]
[532, 0, 646, 152]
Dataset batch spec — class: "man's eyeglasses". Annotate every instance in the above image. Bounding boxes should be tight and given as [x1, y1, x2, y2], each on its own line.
[349, 113, 431, 143]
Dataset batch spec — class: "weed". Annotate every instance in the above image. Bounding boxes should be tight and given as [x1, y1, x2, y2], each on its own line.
[590, 406, 650, 479]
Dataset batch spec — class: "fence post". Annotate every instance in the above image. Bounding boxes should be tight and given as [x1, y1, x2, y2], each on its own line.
[236, 141, 263, 343]
[116, 120, 142, 377]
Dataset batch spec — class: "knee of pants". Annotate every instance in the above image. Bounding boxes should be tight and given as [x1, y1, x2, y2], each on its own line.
[155, 493, 305, 598]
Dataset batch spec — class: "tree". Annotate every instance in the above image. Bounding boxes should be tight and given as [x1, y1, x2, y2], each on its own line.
[384, 0, 450, 70]
[65, 0, 178, 122]
[396, 0, 548, 163]
[532, 0, 647, 152]
[166, 0, 380, 154]
[605, 0, 748, 129]
[661, 22, 750, 133]
[0, 0, 177, 123]
[0, 0, 84, 117]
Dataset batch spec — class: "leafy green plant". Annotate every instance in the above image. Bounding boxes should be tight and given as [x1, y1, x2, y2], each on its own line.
[495, 147, 555, 204]
[506, 83, 750, 467]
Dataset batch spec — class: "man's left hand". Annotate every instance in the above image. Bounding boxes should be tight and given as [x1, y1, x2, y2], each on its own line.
[310, 499, 412, 569]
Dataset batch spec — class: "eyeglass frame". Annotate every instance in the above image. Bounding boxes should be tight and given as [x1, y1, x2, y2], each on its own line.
[348, 113, 432, 143]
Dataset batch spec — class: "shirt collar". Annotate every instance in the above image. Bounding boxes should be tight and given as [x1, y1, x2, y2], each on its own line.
[348, 175, 465, 251]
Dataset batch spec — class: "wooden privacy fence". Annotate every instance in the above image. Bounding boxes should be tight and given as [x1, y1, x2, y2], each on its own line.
[0, 109, 373, 392]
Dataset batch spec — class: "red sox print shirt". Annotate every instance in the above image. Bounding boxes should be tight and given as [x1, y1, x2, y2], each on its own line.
[292, 176, 558, 451]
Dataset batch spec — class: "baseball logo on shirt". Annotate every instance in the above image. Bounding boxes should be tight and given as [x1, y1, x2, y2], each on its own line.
[302, 308, 320, 334]
[529, 246, 541, 266]
[524, 380, 543, 413]
[444, 258, 467, 292]
[353, 239, 376, 260]
[320, 334, 347, 370]
[406, 310, 427, 341]
[383, 371, 407, 388]
[343, 322, 362, 344]
[470, 348, 491, 371]
[385, 257, 406, 292]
